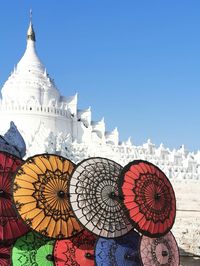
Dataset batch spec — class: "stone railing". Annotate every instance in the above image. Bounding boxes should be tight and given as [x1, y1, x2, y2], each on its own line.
[0, 103, 70, 117]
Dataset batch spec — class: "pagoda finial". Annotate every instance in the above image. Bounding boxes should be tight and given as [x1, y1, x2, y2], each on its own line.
[27, 9, 36, 42]
[30, 9, 32, 22]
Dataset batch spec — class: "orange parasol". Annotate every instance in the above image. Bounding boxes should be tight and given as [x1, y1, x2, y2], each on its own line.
[13, 154, 82, 239]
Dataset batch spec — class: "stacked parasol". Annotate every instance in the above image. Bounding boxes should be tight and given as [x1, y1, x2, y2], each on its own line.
[0, 125, 179, 265]
[0, 123, 30, 265]
[118, 160, 179, 265]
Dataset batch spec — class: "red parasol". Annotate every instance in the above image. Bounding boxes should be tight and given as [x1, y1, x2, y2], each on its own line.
[0, 243, 11, 266]
[119, 160, 176, 237]
[54, 229, 97, 266]
[0, 151, 29, 241]
[140, 231, 180, 265]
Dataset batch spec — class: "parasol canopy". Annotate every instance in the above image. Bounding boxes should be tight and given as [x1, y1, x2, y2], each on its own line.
[13, 154, 82, 239]
[0, 151, 29, 241]
[69, 157, 133, 238]
[54, 229, 97, 266]
[140, 231, 180, 266]
[0, 121, 26, 158]
[119, 160, 176, 237]
[95, 229, 141, 266]
[0, 243, 11, 266]
[12, 231, 54, 265]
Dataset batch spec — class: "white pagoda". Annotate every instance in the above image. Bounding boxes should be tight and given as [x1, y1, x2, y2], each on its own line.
[0, 20, 199, 263]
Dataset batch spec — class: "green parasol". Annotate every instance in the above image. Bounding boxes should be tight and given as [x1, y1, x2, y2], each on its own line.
[35, 241, 54, 265]
[12, 232, 54, 265]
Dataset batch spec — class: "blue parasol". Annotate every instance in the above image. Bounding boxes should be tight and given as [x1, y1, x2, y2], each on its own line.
[95, 230, 141, 266]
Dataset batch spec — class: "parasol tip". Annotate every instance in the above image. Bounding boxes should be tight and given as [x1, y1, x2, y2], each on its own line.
[72, 229, 78, 235]
[46, 254, 54, 261]
[162, 250, 168, 257]
[57, 190, 70, 199]
[85, 252, 94, 260]
[0, 190, 7, 198]
[57, 190, 65, 198]
[154, 193, 161, 201]
[124, 253, 135, 261]
[109, 191, 117, 199]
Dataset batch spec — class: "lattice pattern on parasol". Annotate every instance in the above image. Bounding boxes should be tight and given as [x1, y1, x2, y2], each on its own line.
[95, 229, 141, 265]
[70, 157, 133, 238]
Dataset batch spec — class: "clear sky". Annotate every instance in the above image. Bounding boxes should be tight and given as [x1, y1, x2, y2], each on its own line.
[0, 1, 200, 151]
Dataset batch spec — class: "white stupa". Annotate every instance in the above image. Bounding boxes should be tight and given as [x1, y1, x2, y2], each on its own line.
[0, 20, 120, 152]
[0, 21, 76, 141]
[0, 19, 199, 261]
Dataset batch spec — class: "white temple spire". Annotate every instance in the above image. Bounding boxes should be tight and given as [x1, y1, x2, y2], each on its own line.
[27, 9, 36, 42]
[1, 14, 60, 106]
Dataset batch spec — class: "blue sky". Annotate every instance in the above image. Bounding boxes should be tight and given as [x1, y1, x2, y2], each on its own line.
[0, 1, 200, 151]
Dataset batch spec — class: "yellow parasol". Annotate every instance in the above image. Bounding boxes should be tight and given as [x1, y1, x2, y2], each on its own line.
[13, 154, 82, 239]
